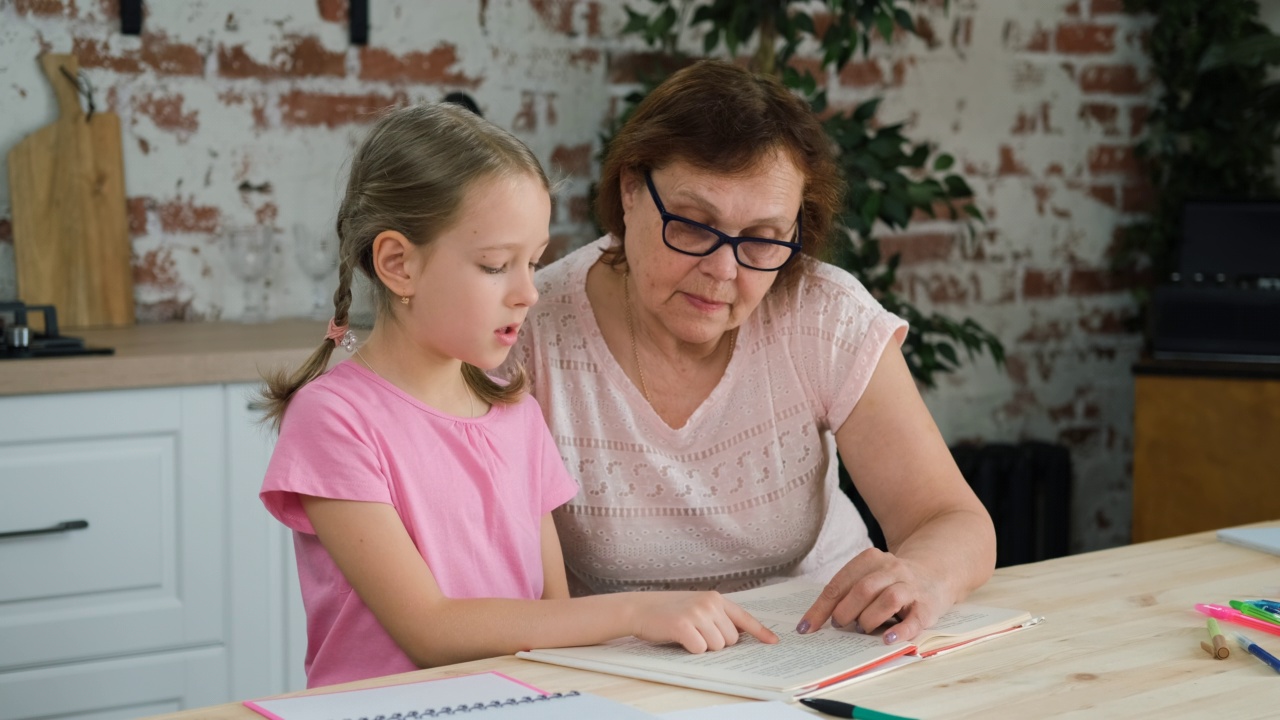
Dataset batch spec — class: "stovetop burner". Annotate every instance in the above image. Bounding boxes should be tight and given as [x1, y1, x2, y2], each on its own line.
[0, 301, 114, 359]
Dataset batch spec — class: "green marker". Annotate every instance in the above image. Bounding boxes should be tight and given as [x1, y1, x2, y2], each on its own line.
[799, 698, 917, 720]
[1230, 600, 1280, 626]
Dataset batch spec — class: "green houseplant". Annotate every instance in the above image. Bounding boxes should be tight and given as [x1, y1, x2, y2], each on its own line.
[614, 0, 1004, 388]
[1118, 0, 1280, 337]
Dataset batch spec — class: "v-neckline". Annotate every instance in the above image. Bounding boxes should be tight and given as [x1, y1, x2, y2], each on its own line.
[573, 241, 747, 436]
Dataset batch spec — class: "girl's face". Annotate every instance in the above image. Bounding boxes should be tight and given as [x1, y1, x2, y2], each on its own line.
[404, 172, 551, 370]
[619, 153, 804, 349]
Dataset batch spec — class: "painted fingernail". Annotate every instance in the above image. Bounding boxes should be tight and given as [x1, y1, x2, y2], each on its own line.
[830, 617, 843, 629]
[796, 620, 811, 634]
[853, 621, 864, 634]
[884, 631, 898, 644]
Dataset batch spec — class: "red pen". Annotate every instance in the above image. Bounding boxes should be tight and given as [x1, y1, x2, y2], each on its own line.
[1195, 604, 1280, 638]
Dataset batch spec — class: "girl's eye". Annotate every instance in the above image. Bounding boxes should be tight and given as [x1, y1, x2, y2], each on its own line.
[481, 265, 504, 274]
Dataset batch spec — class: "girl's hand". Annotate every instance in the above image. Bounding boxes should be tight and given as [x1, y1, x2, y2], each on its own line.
[629, 591, 779, 653]
[797, 547, 949, 645]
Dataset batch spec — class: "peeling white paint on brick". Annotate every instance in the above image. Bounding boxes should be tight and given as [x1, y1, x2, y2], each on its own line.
[0, 0, 1213, 552]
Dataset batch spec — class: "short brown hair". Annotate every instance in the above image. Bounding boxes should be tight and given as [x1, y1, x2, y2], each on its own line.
[596, 59, 843, 291]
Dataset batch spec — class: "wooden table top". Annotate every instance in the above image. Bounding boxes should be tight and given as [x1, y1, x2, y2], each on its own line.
[146, 524, 1280, 719]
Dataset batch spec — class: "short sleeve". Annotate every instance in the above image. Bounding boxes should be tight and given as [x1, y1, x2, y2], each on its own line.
[260, 384, 392, 535]
[785, 261, 908, 433]
[528, 396, 580, 514]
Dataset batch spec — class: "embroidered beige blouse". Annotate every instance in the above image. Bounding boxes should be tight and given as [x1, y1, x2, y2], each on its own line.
[508, 238, 908, 594]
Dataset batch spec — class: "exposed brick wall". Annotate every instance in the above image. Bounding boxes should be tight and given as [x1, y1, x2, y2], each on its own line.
[1, 0, 611, 322]
[0, 0, 1165, 551]
[597, 1, 1160, 553]
[811, 0, 1155, 553]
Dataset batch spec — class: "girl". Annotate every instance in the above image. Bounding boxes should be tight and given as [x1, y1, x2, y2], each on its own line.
[258, 103, 777, 689]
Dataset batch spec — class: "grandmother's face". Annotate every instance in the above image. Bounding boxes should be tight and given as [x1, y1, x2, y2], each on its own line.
[620, 152, 804, 348]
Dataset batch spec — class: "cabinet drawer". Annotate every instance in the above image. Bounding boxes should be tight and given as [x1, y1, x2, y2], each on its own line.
[0, 387, 225, 670]
[2, 437, 166, 603]
[0, 646, 229, 720]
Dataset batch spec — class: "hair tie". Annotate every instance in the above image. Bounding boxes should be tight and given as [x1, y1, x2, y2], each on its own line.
[326, 318, 358, 352]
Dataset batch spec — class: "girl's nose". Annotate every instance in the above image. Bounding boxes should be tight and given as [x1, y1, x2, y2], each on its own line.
[513, 267, 539, 307]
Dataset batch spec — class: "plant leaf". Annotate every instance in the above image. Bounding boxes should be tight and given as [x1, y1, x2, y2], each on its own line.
[853, 97, 882, 122]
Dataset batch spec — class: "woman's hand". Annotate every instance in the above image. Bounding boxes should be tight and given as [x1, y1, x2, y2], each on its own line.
[628, 591, 780, 653]
[815, 342, 997, 646]
[796, 548, 949, 645]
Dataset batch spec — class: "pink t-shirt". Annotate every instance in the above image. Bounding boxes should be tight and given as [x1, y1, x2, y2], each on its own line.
[260, 360, 578, 688]
[506, 237, 907, 595]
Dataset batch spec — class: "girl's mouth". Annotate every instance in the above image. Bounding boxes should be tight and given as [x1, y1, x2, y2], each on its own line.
[495, 324, 520, 346]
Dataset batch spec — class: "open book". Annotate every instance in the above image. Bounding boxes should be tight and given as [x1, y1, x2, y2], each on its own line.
[517, 580, 1039, 702]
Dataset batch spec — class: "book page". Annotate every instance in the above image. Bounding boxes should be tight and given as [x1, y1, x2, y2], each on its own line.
[725, 581, 828, 622]
[523, 621, 904, 693]
[521, 580, 1032, 698]
[913, 604, 1032, 653]
[728, 580, 1030, 655]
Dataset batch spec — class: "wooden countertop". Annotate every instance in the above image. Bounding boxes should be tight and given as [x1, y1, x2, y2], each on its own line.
[1, 320, 337, 396]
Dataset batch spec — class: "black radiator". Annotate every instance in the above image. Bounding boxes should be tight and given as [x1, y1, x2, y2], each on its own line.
[841, 441, 1072, 568]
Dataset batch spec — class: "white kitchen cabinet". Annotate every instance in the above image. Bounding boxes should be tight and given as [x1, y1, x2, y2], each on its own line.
[224, 382, 308, 696]
[0, 383, 305, 718]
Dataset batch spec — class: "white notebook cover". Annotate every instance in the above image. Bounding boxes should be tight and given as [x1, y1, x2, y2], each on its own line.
[1217, 527, 1280, 557]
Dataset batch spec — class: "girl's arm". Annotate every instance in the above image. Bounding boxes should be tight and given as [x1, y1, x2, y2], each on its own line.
[300, 495, 778, 669]
[539, 513, 570, 600]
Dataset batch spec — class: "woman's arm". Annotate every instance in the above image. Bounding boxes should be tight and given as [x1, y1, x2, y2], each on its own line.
[797, 342, 996, 642]
[300, 495, 778, 668]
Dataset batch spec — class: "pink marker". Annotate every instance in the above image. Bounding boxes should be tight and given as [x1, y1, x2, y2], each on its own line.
[1195, 604, 1280, 638]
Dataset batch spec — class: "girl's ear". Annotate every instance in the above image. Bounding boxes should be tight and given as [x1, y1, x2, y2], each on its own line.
[370, 230, 416, 298]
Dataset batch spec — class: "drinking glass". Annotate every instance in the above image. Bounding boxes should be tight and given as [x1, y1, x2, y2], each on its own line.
[293, 223, 339, 320]
[224, 225, 275, 323]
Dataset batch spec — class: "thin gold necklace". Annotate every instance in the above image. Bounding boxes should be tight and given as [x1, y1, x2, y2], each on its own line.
[355, 345, 475, 417]
[622, 271, 736, 403]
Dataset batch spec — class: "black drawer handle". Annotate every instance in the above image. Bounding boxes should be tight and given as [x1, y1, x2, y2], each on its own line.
[0, 519, 89, 539]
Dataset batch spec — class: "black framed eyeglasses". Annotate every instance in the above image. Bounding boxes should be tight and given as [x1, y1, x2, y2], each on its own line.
[644, 170, 802, 272]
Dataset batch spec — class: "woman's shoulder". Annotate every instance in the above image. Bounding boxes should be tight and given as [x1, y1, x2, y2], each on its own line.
[532, 236, 610, 302]
[766, 256, 889, 321]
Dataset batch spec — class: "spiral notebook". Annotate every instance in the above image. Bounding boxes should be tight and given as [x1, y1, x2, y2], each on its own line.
[244, 671, 657, 719]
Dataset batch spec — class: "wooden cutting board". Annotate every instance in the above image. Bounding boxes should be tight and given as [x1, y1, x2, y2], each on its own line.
[8, 53, 135, 329]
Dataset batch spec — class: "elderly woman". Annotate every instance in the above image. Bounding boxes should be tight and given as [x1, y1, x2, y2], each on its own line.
[509, 59, 996, 644]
